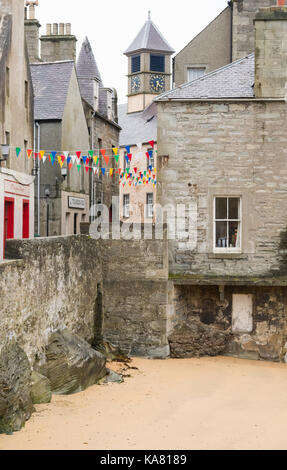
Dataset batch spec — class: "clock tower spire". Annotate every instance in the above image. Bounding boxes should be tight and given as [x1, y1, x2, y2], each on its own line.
[124, 16, 174, 114]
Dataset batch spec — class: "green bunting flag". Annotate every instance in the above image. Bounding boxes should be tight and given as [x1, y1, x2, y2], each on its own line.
[77, 164, 81, 172]
[16, 147, 21, 158]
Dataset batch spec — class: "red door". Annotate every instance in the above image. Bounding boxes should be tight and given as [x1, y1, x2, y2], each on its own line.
[22, 200, 29, 239]
[4, 198, 14, 257]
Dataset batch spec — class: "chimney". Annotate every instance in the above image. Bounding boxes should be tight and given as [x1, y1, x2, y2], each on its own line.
[254, 3, 287, 98]
[40, 22, 77, 62]
[24, 1, 41, 63]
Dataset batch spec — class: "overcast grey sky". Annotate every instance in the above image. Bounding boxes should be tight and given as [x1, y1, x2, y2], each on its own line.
[36, 0, 228, 104]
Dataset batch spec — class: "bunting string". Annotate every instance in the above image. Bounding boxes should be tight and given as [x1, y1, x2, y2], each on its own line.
[7, 143, 158, 187]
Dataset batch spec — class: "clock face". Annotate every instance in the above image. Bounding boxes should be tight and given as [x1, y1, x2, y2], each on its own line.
[150, 74, 165, 93]
[131, 76, 141, 93]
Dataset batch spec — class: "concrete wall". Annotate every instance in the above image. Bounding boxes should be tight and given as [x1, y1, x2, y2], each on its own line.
[173, 7, 232, 88]
[1, 235, 102, 365]
[157, 100, 287, 277]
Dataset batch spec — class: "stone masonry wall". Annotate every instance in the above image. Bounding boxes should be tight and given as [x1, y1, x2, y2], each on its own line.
[0, 236, 102, 365]
[100, 227, 170, 358]
[169, 284, 287, 362]
[232, 0, 275, 61]
[157, 100, 287, 277]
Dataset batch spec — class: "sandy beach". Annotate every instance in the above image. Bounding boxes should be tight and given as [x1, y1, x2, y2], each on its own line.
[1, 356, 287, 450]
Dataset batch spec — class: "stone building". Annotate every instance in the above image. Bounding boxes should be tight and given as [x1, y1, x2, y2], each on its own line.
[24, 2, 120, 233]
[152, 2, 287, 361]
[0, 0, 34, 260]
[76, 37, 120, 218]
[30, 60, 90, 236]
[118, 13, 174, 222]
[173, 0, 276, 87]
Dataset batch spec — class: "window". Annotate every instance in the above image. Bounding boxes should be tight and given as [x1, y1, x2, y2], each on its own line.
[150, 54, 165, 72]
[131, 55, 141, 73]
[187, 67, 205, 82]
[214, 197, 241, 251]
[147, 148, 155, 169]
[146, 193, 154, 218]
[25, 80, 28, 108]
[6, 67, 9, 99]
[123, 194, 130, 219]
[93, 79, 99, 111]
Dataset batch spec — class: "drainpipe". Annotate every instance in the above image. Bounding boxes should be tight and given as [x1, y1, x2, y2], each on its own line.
[91, 111, 94, 221]
[35, 121, 40, 236]
[228, 0, 233, 63]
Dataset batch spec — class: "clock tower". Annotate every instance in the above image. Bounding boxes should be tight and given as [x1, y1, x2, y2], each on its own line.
[124, 12, 174, 114]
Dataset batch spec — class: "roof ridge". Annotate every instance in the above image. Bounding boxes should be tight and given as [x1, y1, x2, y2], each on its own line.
[30, 60, 74, 66]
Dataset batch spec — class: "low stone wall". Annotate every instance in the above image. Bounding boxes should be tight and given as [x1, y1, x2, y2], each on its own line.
[100, 231, 170, 358]
[0, 235, 102, 365]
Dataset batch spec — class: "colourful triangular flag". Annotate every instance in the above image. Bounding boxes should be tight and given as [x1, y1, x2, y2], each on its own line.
[16, 147, 21, 158]
[100, 149, 106, 157]
[114, 154, 119, 163]
[101, 168, 106, 175]
[76, 151, 81, 159]
[112, 148, 118, 155]
[77, 164, 81, 172]
[27, 149, 33, 159]
[88, 150, 94, 159]
[149, 140, 155, 148]
[104, 155, 110, 166]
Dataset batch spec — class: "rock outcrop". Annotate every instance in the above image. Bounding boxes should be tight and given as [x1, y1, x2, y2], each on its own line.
[168, 321, 230, 358]
[31, 371, 52, 404]
[36, 330, 107, 395]
[0, 343, 34, 434]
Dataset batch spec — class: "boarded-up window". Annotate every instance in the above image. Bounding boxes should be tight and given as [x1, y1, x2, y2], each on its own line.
[232, 294, 253, 333]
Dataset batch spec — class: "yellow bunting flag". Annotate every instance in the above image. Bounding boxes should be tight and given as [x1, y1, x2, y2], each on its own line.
[57, 156, 62, 165]
[39, 150, 45, 161]
[112, 148, 118, 155]
[110, 168, 114, 176]
[93, 156, 99, 165]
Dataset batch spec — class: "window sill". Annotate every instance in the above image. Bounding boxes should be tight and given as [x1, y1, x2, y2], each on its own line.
[209, 252, 247, 260]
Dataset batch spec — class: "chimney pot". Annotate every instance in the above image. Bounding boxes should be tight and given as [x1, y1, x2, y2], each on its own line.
[29, 4, 35, 19]
[59, 23, 65, 35]
[46, 23, 51, 35]
[52, 23, 58, 35]
[65, 23, 71, 35]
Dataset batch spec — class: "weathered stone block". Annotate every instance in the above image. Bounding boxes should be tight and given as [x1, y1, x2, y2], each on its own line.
[168, 321, 230, 358]
[31, 371, 52, 404]
[36, 330, 107, 395]
[0, 343, 34, 434]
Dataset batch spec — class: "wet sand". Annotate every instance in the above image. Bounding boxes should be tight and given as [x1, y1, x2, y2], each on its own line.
[1, 356, 287, 450]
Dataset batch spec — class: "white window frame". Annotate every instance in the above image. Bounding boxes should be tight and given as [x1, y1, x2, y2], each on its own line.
[123, 194, 130, 219]
[187, 67, 205, 82]
[146, 193, 154, 218]
[213, 196, 242, 253]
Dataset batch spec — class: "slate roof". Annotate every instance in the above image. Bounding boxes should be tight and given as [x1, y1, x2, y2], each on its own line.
[125, 18, 174, 55]
[30, 61, 74, 120]
[76, 36, 103, 108]
[118, 101, 157, 147]
[156, 54, 255, 101]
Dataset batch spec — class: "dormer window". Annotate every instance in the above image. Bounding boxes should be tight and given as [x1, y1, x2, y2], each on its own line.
[107, 90, 113, 121]
[93, 79, 99, 112]
[131, 55, 141, 73]
[150, 54, 165, 73]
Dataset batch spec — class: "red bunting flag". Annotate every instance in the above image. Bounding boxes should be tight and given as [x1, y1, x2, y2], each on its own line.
[149, 140, 155, 148]
[68, 163, 72, 170]
[128, 153, 132, 161]
[27, 149, 33, 159]
[100, 149, 106, 157]
[85, 166, 89, 173]
[104, 155, 110, 166]
[134, 167, 137, 173]
[34, 152, 39, 159]
[76, 151, 81, 159]
[61, 155, 65, 163]
[146, 152, 150, 159]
